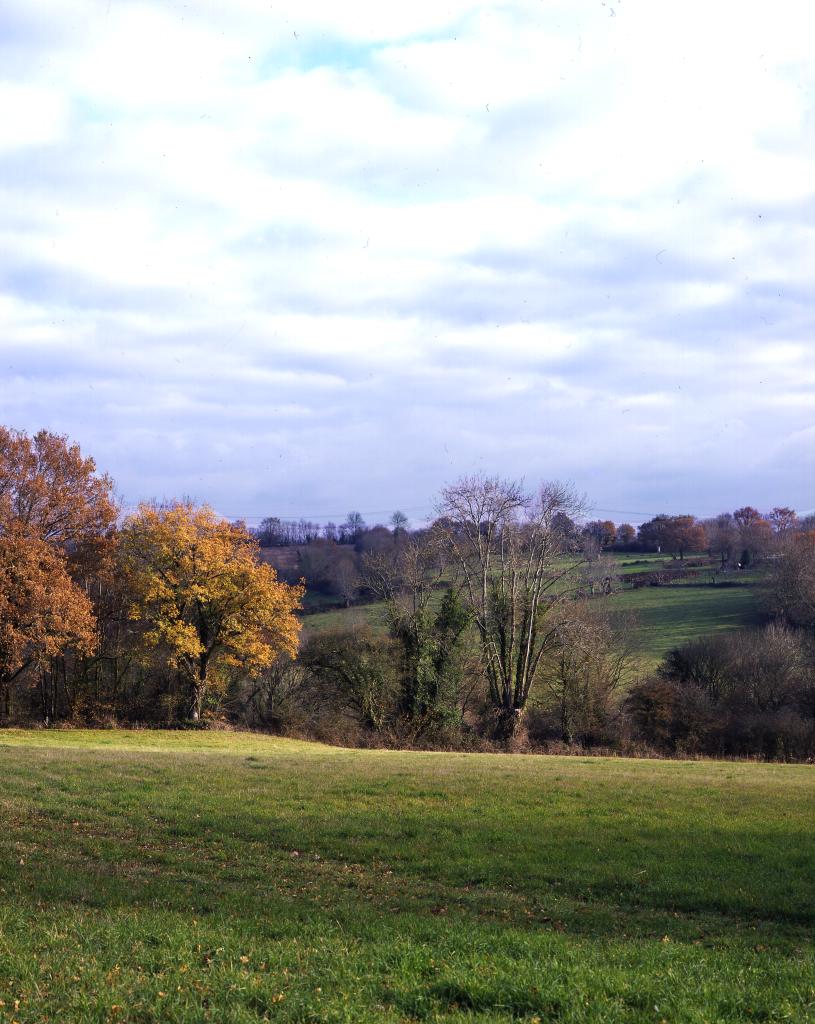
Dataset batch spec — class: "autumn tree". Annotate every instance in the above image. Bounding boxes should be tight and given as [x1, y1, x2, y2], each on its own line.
[0, 529, 96, 719]
[637, 514, 705, 559]
[670, 516, 706, 560]
[120, 502, 303, 720]
[437, 475, 585, 739]
[733, 506, 773, 565]
[769, 507, 798, 535]
[0, 427, 117, 719]
[0, 426, 117, 551]
[583, 520, 617, 549]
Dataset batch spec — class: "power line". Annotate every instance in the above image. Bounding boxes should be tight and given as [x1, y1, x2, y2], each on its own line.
[119, 501, 811, 524]
[118, 503, 435, 522]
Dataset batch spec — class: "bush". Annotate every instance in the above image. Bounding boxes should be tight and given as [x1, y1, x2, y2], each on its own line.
[625, 625, 815, 760]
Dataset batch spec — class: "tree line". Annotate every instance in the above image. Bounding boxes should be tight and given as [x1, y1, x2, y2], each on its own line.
[1, 425, 813, 759]
[260, 506, 809, 614]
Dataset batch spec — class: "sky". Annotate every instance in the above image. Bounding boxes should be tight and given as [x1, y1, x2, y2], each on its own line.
[1, 0, 813, 527]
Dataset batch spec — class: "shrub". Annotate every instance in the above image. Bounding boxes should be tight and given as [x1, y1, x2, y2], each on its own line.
[626, 625, 815, 759]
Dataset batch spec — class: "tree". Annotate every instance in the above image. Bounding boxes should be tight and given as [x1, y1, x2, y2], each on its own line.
[355, 525, 393, 556]
[0, 427, 117, 720]
[257, 516, 285, 547]
[703, 513, 738, 567]
[583, 520, 617, 549]
[767, 532, 815, 632]
[390, 510, 409, 534]
[733, 506, 763, 529]
[328, 550, 359, 606]
[769, 507, 798, 535]
[541, 602, 631, 744]
[552, 512, 580, 549]
[340, 512, 366, 544]
[733, 506, 773, 565]
[436, 475, 584, 739]
[637, 514, 705, 560]
[616, 523, 636, 547]
[363, 532, 469, 728]
[301, 628, 396, 732]
[0, 426, 117, 550]
[120, 503, 303, 720]
[669, 516, 706, 560]
[0, 529, 96, 719]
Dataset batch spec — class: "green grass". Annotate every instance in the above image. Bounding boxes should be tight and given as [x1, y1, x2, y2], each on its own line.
[606, 554, 673, 576]
[603, 581, 764, 673]
[302, 599, 390, 636]
[1, 729, 813, 1022]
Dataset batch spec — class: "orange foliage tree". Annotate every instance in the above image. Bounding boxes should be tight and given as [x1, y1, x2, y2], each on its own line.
[120, 502, 304, 720]
[0, 427, 116, 548]
[0, 427, 117, 719]
[0, 529, 97, 717]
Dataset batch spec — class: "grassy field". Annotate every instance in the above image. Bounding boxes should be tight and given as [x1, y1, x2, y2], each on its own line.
[303, 555, 765, 673]
[303, 598, 389, 636]
[603, 583, 764, 672]
[1, 729, 813, 1022]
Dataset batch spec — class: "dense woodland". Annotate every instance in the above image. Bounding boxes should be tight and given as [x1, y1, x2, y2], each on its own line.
[1, 424, 814, 759]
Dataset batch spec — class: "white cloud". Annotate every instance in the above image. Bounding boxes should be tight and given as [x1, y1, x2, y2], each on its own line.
[0, 82, 69, 151]
[0, 0, 812, 517]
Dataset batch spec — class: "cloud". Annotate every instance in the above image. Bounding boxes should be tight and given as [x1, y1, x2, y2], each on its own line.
[0, 0, 813, 523]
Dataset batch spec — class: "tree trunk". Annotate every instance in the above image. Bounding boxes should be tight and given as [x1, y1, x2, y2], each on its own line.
[189, 684, 202, 721]
[493, 705, 524, 742]
[189, 653, 208, 720]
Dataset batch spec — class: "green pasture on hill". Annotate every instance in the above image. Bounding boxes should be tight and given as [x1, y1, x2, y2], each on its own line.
[302, 555, 765, 673]
[1, 729, 813, 1022]
[603, 582, 764, 672]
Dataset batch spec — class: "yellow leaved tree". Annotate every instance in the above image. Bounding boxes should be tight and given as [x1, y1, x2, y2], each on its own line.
[120, 502, 303, 720]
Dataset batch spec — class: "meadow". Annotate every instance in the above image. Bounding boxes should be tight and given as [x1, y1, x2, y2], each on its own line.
[605, 581, 764, 672]
[1, 729, 813, 1022]
[303, 554, 765, 674]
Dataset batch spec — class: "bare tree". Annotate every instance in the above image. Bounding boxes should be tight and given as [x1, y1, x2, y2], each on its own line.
[340, 511, 366, 544]
[703, 513, 738, 568]
[767, 534, 815, 631]
[541, 602, 633, 744]
[390, 510, 409, 534]
[436, 475, 585, 739]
